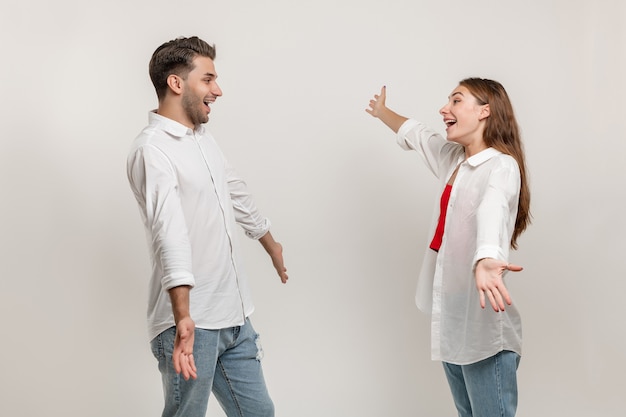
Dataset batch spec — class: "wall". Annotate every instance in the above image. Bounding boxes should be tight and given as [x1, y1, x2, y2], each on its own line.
[1, 0, 624, 415]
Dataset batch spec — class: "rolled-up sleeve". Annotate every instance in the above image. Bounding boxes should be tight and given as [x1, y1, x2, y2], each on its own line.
[127, 145, 195, 290]
[397, 119, 460, 180]
[224, 159, 271, 240]
[473, 157, 520, 265]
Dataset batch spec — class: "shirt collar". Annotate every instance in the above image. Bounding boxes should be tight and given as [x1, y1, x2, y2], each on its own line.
[148, 110, 206, 137]
[466, 147, 502, 167]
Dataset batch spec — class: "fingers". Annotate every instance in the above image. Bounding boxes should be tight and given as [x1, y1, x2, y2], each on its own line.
[188, 354, 197, 378]
[475, 258, 520, 311]
[173, 323, 198, 380]
[499, 283, 512, 306]
[492, 289, 505, 312]
[174, 352, 197, 381]
[486, 290, 499, 312]
[278, 268, 289, 284]
[505, 263, 523, 272]
[182, 354, 197, 380]
[481, 288, 503, 312]
[173, 348, 196, 380]
[271, 252, 288, 283]
[366, 99, 380, 115]
[365, 85, 386, 115]
[480, 284, 512, 312]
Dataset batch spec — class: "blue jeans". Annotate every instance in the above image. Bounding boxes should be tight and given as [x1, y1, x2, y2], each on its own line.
[443, 351, 520, 417]
[151, 318, 274, 417]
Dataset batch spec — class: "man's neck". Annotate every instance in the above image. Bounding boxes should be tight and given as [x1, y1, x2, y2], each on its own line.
[157, 101, 194, 129]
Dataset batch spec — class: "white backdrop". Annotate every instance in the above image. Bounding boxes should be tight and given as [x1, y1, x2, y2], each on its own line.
[1, 1, 625, 416]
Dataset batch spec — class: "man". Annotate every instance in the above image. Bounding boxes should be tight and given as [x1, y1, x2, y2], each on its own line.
[127, 36, 288, 417]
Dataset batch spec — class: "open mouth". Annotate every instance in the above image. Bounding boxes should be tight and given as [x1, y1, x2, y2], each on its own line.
[444, 118, 457, 128]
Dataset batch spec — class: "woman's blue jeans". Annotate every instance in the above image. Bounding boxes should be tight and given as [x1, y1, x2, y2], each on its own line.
[443, 350, 520, 417]
[150, 318, 274, 417]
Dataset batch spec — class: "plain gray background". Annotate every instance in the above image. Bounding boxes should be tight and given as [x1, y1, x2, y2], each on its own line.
[1, 0, 625, 416]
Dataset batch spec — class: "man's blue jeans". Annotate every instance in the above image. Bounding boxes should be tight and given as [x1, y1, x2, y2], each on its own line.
[151, 318, 274, 417]
[443, 350, 520, 417]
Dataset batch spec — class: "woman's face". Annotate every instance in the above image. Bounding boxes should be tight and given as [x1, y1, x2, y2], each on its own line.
[439, 85, 489, 148]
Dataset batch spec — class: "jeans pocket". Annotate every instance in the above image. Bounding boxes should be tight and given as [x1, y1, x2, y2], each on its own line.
[150, 333, 164, 361]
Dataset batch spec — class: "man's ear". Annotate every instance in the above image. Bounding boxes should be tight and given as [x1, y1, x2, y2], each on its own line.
[479, 104, 490, 121]
[166, 74, 184, 95]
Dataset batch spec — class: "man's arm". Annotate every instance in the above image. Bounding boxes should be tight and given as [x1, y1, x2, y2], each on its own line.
[259, 231, 288, 283]
[169, 285, 197, 380]
[128, 145, 199, 380]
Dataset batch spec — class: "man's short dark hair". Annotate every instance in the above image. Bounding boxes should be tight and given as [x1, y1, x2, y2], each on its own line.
[149, 36, 216, 100]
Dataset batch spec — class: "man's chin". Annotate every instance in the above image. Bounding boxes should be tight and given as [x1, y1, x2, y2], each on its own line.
[193, 115, 210, 127]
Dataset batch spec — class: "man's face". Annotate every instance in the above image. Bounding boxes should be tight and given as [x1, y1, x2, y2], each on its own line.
[181, 56, 222, 128]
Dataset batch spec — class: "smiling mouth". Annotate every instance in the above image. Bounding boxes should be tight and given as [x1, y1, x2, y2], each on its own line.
[444, 119, 457, 127]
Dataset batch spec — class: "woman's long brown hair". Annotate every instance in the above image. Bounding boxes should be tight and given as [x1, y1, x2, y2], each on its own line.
[460, 78, 531, 249]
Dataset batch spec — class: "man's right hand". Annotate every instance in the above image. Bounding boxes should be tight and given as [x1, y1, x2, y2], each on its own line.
[173, 316, 197, 380]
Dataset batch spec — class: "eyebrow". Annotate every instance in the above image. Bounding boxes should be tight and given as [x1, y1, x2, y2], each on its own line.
[449, 92, 464, 99]
[203, 72, 217, 78]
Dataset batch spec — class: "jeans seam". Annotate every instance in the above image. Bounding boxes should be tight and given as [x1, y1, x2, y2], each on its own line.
[152, 333, 164, 360]
[217, 358, 244, 417]
[495, 353, 504, 417]
[168, 329, 182, 408]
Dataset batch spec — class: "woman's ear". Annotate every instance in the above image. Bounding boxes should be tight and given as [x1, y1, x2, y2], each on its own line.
[478, 104, 491, 121]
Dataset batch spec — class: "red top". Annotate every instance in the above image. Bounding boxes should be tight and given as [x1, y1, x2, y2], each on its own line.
[430, 184, 452, 252]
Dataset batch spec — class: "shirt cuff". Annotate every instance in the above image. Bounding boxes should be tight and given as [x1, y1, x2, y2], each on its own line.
[244, 218, 272, 240]
[397, 118, 420, 137]
[396, 119, 424, 150]
[472, 246, 506, 270]
[162, 273, 195, 291]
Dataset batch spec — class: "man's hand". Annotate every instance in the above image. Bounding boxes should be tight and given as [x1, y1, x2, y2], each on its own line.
[172, 316, 197, 380]
[168, 285, 197, 380]
[269, 241, 288, 283]
[259, 231, 288, 283]
[475, 258, 523, 312]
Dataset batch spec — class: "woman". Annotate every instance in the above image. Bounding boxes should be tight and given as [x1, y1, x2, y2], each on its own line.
[366, 78, 531, 417]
